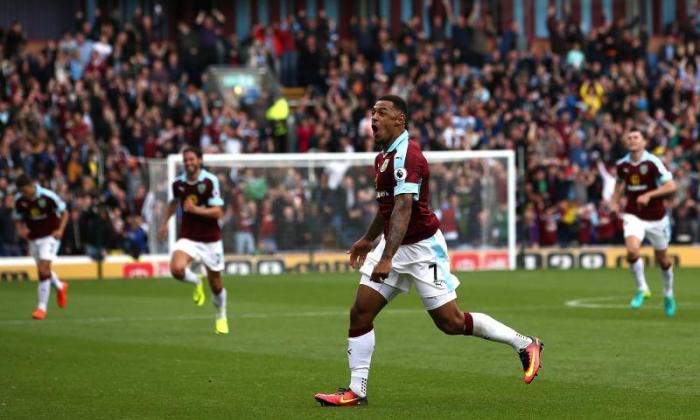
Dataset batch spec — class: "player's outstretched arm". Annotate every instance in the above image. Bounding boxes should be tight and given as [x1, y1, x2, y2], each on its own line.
[157, 199, 179, 241]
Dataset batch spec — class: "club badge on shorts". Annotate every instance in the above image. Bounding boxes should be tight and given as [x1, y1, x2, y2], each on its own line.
[394, 167, 407, 181]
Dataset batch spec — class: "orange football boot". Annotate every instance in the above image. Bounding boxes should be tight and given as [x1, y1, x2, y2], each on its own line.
[314, 388, 367, 407]
[519, 336, 543, 384]
[32, 308, 46, 320]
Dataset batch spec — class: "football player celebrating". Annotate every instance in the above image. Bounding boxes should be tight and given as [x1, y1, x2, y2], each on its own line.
[314, 96, 543, 407]
[610, 129, 678, 316]
[158, 146, 229, 334]
[13, 174, 69, 319]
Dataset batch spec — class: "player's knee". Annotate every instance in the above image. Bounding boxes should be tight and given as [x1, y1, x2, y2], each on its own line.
[626, 251, 640, 263]
[38, 268, 51, 280]
[349, 304, 373, 327]
[655, 253, 671, 268]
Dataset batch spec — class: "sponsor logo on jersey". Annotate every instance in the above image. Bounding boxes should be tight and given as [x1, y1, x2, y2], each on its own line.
[394, 167, 406, 181]
[631, 174, 640, 185]
[380, 159, 389, 173]
[376, 190, 390, 198]
[186, 194, 199, 205]
[30, 208, 40, 217]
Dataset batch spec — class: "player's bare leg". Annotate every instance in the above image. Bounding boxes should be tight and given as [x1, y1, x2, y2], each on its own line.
[625, 236, 650, 308]
[428, 299, 543, 384]
[654, 249, 676, 317]
[169, 250, 205, 306]
[315, 285, 388, 406]
[207, 269, 228, 334]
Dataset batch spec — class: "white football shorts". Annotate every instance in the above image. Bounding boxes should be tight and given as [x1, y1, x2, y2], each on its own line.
[29, 235, 60, 263]
[172, 238, 225, 272]
[359, 230, 460, 310]
[622, 213, 671, 251]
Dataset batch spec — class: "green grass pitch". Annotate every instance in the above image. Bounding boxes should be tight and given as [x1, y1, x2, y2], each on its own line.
[1, 268, 699, 419]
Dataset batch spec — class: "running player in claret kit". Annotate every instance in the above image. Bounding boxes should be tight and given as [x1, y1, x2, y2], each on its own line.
[609, 129, 678, 316]
[158, 146, 229, 334]
[13, 175, 69, 320]
[314, 96, 543, 407]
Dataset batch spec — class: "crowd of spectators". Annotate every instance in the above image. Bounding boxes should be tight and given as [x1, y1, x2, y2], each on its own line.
[1, 2, 700, 257]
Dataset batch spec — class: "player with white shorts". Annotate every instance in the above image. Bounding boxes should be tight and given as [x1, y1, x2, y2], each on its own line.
[621, 213, 671, 251]
[158, 146, 229, 334]
[611, 129, 678, 316]
[29, 235, 61, 263]
[172, 238, 225, 272]
[359, 231, 459, 311]
[13, 175, 69, 320]
[315, 95, 543, 408]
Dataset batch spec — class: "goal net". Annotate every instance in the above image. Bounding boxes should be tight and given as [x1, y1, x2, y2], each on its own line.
[151, 151, 516, 272]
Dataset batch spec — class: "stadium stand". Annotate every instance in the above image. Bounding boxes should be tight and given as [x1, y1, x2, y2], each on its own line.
[0, 3, 698, 257]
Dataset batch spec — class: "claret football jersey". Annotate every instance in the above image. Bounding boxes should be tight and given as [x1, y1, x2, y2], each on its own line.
[13, 185, 66, 240]
[374, 130, 439, 244]
[616, 151, 673, 221]
[171, 169, 224, 242]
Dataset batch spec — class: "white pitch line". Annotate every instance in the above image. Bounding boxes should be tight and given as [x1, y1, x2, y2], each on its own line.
[565, 295, 700, 310]
[0, 309, 415, 326]
[0, 305, 557, 326]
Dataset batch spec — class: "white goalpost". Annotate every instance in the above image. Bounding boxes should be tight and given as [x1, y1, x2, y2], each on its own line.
[158, 150, 517, 271]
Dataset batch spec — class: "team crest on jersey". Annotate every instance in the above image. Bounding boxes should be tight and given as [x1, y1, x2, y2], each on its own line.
[380, 159, 389, 173]
[394, 167, 407, 181]
[38, 198, 46, 208]
[197, 183, 206, 194]
[640, 164, 648, 175]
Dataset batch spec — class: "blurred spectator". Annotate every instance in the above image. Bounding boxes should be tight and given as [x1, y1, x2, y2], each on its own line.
[124, 214, 149, 257]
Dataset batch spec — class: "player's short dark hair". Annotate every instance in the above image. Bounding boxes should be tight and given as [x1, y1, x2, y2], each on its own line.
[15, 174, 32, 189]
[377, 94, 409, 129]
[182, 145, 203, 159]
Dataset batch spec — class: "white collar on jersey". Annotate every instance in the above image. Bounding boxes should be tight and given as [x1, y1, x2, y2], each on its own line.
[383, 130, 409, 155]
[179, 169, 208, 184]
[628, 150, 651, 166]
